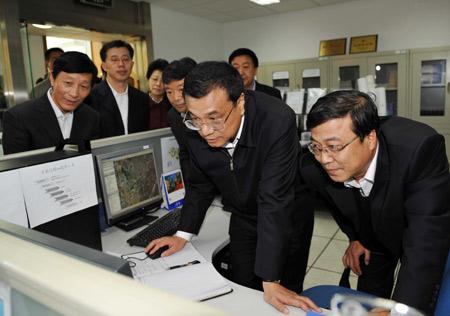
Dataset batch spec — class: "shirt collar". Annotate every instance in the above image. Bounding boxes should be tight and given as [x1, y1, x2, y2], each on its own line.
[223, 114, 245, 149]
[47, 88, 72, 118]
[106, 79, 128, 96]
[249, 80, 256, 91]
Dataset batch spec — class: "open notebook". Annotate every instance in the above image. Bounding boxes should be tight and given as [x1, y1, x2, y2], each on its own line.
[129, 243, 232, 301]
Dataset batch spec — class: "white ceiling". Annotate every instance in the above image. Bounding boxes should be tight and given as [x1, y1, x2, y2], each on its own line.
[142, 0, 361, 23]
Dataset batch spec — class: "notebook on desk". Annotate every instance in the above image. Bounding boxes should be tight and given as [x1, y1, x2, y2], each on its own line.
[129, 243, 232, 301]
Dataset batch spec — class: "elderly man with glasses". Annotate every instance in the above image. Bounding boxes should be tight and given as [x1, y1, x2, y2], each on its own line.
[299, 90, 450, 315]
[145, 61, 319, 314]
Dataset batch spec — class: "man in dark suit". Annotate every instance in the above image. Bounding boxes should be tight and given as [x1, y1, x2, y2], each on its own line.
[229, 48, 282, 100]
[89, 40, 148, 138]
[2, 52, 100, 155]
[299, 90, 450, 315]
[162, 59, 197, 186]
[146, 61, 318, 314]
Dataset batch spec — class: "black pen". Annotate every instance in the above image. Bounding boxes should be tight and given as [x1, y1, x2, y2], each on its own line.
[169, 260, 201, 270]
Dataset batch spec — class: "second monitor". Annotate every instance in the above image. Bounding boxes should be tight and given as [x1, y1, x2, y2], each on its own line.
[96, 145, 162, 230]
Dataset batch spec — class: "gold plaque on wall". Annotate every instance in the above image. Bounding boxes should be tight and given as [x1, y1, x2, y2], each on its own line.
[350, 35, 378, 54]
[319, 38, 347, 57]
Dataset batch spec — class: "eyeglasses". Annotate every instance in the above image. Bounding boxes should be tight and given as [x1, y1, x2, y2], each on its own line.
[183, 106, 235, 131]
[109, 57, 132, 64]
[307, 135, 359, 156]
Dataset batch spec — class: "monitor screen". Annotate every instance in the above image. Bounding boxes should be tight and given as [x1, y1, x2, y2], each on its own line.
[96, 146, 161, 225]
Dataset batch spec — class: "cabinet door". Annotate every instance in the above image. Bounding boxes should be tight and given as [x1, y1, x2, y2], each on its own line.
[410, 49, 450, 161]
[330, 57, 367, 91]
[295, 60, 329, 90]
[367, 53, 408, 117]
[410, 50, 450, 130]
[259, 63, 297, 90]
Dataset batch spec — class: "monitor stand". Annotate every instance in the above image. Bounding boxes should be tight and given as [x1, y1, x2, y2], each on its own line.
[115, 205, 160, 232]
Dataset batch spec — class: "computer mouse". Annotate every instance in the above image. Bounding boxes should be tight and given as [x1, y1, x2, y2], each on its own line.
[147, 245, 169, 259]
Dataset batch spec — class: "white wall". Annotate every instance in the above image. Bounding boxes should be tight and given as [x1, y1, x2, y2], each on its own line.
[222, 0, 450, 63]
[150, 5, 224, 62]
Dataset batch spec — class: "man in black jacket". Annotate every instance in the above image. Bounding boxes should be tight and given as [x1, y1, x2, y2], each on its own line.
[229, 48, 282, 100]
[146, 61, 318, 314]
[163, 59, 197, 186]
[88, 40, 148, 138]
[3, 52, 99, 154]
[299, 90, 450, 315]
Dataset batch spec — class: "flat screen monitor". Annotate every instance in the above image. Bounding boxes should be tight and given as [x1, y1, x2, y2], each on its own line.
[96, 145, 161, 226]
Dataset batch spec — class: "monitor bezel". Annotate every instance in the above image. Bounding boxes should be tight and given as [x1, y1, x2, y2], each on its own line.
[95, 145, 162, 226]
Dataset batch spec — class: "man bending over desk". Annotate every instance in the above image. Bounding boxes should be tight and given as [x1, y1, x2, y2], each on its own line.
[146, 61, 319, 314]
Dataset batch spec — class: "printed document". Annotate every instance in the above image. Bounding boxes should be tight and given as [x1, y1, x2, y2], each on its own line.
[0, 170, 28, 227]
[19, 154, 98, 228]
[129, 243, 232, 301]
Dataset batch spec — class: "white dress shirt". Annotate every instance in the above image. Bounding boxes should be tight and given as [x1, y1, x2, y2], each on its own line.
[344, 143, 379, 197]
[107, 80, 129, 134]
[48, 89, 74, 139]
[175, 114, 246, 242]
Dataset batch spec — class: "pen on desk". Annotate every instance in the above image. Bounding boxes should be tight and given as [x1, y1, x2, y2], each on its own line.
[169, 260, 201, 270]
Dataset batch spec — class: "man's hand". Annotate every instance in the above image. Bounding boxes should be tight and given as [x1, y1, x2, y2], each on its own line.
[144, 236, 187, 257]
[342, 240, 371, 276]
[262, 282, 322, 314]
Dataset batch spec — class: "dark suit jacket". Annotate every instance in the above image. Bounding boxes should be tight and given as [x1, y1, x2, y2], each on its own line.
[255, 81, 282, 100]
[167, 108, 192, 186]
[88, 80, 149, 138]
[179, 90, 299, 280]
[299, 116, 450, 314]
[2, 95, 100, 155]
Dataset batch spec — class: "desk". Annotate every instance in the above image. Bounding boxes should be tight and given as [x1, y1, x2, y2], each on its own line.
[101, 204, 308, 316]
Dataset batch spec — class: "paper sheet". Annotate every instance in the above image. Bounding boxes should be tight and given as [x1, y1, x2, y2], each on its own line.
[19, 155, 98, 228]
[129, 243, 231, 301]
[161, 136, 180, 173]
[285, 90, 305, 114]
[0, 170, 28, 227]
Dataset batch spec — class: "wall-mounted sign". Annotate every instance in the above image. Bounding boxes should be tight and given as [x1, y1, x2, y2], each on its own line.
[350, 35, 378, 54]
[77, 0, 113, 9]
[319, 38, 347, 57]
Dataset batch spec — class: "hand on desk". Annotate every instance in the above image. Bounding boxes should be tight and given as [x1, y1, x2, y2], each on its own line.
[342, 240, 370, 276]
[262, 282, 321, 315]
[144, 236, 187, 257]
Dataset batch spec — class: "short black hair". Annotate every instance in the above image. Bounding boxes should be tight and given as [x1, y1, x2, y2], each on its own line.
[184, 61, 244, 104]
[45, 47, 64, 61]
[100, 40, 134, 62]
[146, 58, 169, 79]
[228, 48, 259, 68]
[179, 57, 197, 69]
[307, 90, 380, 140]
[162, 59, 197, 85]
[52, 52, 98, 87]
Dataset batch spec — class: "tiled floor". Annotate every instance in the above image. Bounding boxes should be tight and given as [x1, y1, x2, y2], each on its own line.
[304, 210, 359, 290]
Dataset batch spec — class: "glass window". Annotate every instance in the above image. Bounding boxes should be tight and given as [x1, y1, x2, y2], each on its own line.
[339, 66, 359, 89]
[375, 63, 398, 116]
[420, 60, 446, 116]
[302, 68, 320, 89]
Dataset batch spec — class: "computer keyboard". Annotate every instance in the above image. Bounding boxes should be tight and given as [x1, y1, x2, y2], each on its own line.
[126, 208, 182, 247]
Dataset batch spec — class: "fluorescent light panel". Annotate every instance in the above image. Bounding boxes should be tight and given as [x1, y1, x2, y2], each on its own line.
[249, 0, 280, 6]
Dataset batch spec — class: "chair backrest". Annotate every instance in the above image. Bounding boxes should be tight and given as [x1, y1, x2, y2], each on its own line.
[434, 251, 450, 316]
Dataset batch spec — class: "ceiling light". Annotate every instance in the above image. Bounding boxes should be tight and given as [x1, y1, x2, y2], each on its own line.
[32, 24, 52, 29]
[249, 0, 280, 6]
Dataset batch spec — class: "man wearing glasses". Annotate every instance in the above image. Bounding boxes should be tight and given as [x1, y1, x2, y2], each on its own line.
[299, 90, 450, 315]
[88, 40, 149, 138]
[146, 61, 319, 314]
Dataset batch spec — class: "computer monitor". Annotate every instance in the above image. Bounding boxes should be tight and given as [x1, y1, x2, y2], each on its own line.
[96, 145, 162, 227]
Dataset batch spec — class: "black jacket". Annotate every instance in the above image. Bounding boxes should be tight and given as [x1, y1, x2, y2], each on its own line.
[179, 90, 299, 280]
[299, 116, 450, 314]
[88, 80, 149, 138]
[2, 95, 99, 154]
[255, 81, 282, 100]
